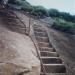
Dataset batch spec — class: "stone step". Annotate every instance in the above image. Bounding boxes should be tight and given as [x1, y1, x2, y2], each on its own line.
[6, 15, 17, 18]
[40, 72, 66, 75]
[38, 42, 52, 47]
[39, 47, 55, 52]
[34, 32, 48, 37]
[33, 26, 42, 29]
[40, 57, 62, 64]
[35, 36, 49, 42]
[34, 31, 47, 34]
[34, 28, 46, 32]
[7, 18, 19, 22]
[16, 27, 27, 30]
[7, 25, 26, 29]
[42, 64, 66, 73]
[33, 27, 43, 30]
[33, 27, 45, 31]
[33, 26, 45, 30]
[40, 51, 59, 57]
[7, 23, 26, 28]
[7, 18, 14, 20]
[33, 25, 42, 27]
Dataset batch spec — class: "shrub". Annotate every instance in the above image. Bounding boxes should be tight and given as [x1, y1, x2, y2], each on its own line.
[52, 18, 75, 33]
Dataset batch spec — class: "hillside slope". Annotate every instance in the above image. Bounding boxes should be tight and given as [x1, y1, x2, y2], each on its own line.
[0, 11, 40, 75]
[47, 28, 75, 75]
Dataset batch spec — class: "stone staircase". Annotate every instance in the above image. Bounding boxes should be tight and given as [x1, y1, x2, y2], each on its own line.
[2, 10, 27, 34]
[33, 24, 67, 75]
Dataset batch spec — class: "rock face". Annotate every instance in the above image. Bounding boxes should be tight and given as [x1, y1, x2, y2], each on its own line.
[40, 17, 54, 25]
[0, 23, 40, 75]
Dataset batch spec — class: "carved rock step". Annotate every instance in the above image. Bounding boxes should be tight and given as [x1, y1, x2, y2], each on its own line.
[34, 28, 46, 32]
[35, 36, 49, 42]
[6, 18, 16, 21]
[38, 42, 52, 47]
[42, 64, 66, 73]
[6, 25, 26, 30]
[34, 31, 47, 34]
[7, 16, 17, 19]
[6, 15, 17, 18]
[11, 29, 26, 34]
[7, 23, 26, 28]
[34, 32, 48, 37]
[33, 26, 43, 29]
[33, 25, 45, 29]
[33, 25, 42, 27]
[33, 27, 45, 31]
[40, 57, 62, 64]
[39, 47, 55, 52]
[40, 51, 59, 57]
[40, 72, 66, 75]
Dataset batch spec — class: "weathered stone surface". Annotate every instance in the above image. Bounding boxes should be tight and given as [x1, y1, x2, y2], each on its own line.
[0, 17, 40, 75]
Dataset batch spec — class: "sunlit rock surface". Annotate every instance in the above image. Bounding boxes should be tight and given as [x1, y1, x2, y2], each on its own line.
[0, 20, 40, 75]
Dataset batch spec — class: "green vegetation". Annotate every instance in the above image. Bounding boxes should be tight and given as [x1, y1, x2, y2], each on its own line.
[8, 0, 75, 22]
[31, 6, 48, 17]
[52, 18, 75, 33]
[8, 0, 75, 34]
[8, 0, 19, 5]
[21, 1, 33, 13]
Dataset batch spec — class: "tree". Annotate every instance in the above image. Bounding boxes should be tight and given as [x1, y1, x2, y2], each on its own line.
[48, 9, 60, 17]
[31, 6, 48, 17]
[7, 0, 75, 22]
[8, 0, 16, 4]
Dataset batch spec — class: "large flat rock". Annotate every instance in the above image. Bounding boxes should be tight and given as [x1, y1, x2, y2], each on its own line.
[0, 17, 40, 75]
